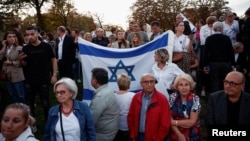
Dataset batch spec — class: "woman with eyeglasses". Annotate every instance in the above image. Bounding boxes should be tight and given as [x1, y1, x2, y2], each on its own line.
[44, 77, 95, 141]
[168, 73, 202, 141]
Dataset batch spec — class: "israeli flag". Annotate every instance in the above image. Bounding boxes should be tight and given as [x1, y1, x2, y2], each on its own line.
[78, 30, 174, 105]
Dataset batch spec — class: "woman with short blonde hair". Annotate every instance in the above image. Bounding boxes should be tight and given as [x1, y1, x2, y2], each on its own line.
[168, 73, 201, 141]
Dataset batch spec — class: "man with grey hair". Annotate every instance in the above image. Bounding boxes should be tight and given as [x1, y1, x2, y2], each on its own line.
[127, 73, 171, 141]
[92, 28, 109, 47]
[204, 21, 235, 92]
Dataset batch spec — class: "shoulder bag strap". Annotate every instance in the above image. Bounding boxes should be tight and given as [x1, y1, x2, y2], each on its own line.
[60, 105, 66, 141]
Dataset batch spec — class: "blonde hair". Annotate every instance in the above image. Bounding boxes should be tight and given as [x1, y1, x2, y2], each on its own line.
[117, 73, 131, 90]
[155, 48, 169, 63]
[233, 42, 243, 50]
[173, 73, 196, 90]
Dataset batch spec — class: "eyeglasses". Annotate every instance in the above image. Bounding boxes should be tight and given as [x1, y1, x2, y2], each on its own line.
[142, 80, 155, 85]
[55, 90, 67, 95]
[223, 80, 243, 87]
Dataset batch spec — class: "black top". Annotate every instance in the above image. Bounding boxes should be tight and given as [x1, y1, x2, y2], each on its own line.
[227, 95, 241, 125]
[22, 42, 55, 84]
[92, 36, 109, 47]
[204, 33, 235, 66]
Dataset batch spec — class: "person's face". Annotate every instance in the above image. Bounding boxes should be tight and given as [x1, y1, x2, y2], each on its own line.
[239, 45, 244, 53]
[108, 37, 113, 43]
[56, 29, 61, 37]
[224, 73, 244, 96]
[226, 12, 234, 22]
[129, 23, 134, 30]
[26, 29, 38, 44]
[96, 30, 104, 37]
[151, 25, 160, 34]
[175, 22, 185, 33]
[91, 76, 98, 89]
[140, 75, 155, 95]
[55, 84, 73, 103]
[117, 31, 124, 40]
[23, 35, 29, 44]
[86, 34, 92, 42]
[154, 53, 161, 62]
[176, 79, 191, 96]
[71, 31, 76, 37]
[133, 24, 140, 32]
[132, 34, 139, 42]
[176, 15, 183, 23]
[1, 108, 28, 140]
[198, 21, 203, 27]
[6, 33, 16, 45]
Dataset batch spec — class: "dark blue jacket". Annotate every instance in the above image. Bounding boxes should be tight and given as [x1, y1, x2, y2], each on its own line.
[44, 99, 96, 141]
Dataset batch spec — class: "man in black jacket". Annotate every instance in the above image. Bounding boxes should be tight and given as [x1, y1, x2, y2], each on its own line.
[55, 26, 77, 79]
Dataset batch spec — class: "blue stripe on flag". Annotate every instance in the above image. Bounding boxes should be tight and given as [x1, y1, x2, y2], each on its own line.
[82, 89, 94, 100]
[79, 33, 168, 58]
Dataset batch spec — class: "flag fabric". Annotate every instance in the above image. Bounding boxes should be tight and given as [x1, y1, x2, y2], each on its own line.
[78, 30, 175, 105]
[179, 13, 196, 32]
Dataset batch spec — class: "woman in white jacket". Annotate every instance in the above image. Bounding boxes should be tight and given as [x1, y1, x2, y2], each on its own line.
[0, 103, 38, 141]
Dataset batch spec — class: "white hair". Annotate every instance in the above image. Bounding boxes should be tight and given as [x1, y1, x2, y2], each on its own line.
[54, 77, 78, 99]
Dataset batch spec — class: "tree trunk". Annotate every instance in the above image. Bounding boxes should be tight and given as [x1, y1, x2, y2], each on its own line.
[36, 7, 45, 30]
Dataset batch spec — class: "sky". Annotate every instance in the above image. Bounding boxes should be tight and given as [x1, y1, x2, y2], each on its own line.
[72, 0, 249, 30]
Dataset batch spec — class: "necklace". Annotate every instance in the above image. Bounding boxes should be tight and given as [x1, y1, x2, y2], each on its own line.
[61, 104, 73, 115]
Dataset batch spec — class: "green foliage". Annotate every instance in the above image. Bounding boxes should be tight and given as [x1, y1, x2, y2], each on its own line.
[130, 0, 230, 30]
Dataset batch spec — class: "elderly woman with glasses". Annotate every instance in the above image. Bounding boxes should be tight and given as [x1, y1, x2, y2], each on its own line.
[44, 77, 95, 141]
[168, 73, 201, 141]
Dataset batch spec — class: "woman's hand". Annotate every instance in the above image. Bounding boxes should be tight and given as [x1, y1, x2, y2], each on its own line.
[177, 132, 188, 141]
[4, 60, 12, 66]
[2, 40, 7, 47]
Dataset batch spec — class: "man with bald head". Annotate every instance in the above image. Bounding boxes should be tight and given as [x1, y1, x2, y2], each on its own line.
[206, 71, 250, 126]
[127, 73, 171, 141]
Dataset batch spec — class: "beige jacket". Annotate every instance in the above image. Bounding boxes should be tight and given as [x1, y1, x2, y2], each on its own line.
[0, 45, 25, 82]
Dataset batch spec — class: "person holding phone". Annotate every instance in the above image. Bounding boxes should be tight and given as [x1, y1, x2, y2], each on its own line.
[0, 31, 26, 103]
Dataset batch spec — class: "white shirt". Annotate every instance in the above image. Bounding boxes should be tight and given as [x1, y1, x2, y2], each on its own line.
[152, 62, 184, 90]
[114, 91, 135, 131]
[55, 112, 80, 141]
[200, 24, 214, 45]
[58, 34, 66, 60]
[0, 126, 38, 141]
[223, 20, 239, 45]
[173, 34, 190, 52]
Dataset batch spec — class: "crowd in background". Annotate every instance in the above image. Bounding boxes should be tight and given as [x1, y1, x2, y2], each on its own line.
[0, 7, 250, 141]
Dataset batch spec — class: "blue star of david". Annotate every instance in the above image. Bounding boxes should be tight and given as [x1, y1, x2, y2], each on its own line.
[108, 60, 135, 82]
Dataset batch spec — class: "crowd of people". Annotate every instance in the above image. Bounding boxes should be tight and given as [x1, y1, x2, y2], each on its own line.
[0, 7, 250, 141]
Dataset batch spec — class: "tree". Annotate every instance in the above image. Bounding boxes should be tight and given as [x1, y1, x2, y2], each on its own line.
[130, 0, 229, 30]
[45, 0, 96, 32]
[186, 0, 230, 23]
[0, 0, 49, 30]
[130, 0, 186, 30]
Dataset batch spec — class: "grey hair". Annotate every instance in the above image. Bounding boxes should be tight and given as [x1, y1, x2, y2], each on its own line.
[54, 77, 78, 99]
[155, 48, 169, 63]
[213, 21, 223, 32]
[173, 73, 196, 90]
[233, 42, 243, 50]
